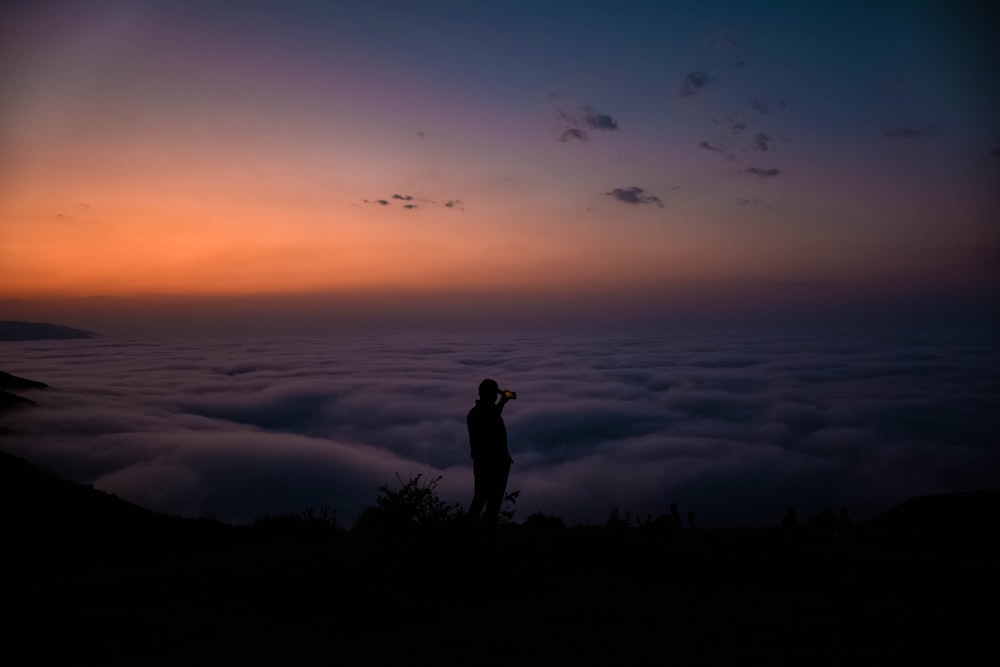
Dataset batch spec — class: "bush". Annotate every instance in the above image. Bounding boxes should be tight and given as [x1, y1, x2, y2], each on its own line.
[353, 474, 462, 535]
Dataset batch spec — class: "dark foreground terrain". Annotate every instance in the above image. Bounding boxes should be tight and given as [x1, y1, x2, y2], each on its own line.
[3, 449, 996, 666]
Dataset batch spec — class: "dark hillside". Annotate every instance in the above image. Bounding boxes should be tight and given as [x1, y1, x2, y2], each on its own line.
[0, 320, 95, 340]
[0, 450, 230, 570]
[2, 448, 994, 666]
[862, 489, 1000, 555]
[0, 370, 49, 390]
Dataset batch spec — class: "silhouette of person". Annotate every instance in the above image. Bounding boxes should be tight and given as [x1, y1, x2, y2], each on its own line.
[467, 378, 514, 532]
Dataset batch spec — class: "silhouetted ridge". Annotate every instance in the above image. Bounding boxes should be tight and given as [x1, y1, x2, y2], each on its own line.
[0, 450, 229, 573]
[865, 489, 1000, 553]
[0, 371, 48, 390]
[0, 320, 95, 340]
[1, 450, 176, 529]
[0, 389, 35, 410]
[0, 371, 47, 418]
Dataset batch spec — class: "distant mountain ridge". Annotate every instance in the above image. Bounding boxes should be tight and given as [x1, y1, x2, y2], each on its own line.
[0, 320, 95, 340]
[0, 370, 48, 413]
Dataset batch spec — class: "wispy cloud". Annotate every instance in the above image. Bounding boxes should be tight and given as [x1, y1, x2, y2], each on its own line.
[751, 100, 769, 114]
[744, 167, 781, 178]
[364, 193, 427, 209]
[605, 186, 664, 207]
[581, 111, 619, 131]
[883, 124, 941, 139]
[559, 128, 589, 143]
[699, 140, 723, 152]
[707, 31, 737, 48]
[553, 106, 620, 143]
[679, 70, 713, 97]
[754, 133, 772, 151]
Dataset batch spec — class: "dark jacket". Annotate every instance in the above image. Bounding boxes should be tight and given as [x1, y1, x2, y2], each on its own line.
[467, 399, 511, 463]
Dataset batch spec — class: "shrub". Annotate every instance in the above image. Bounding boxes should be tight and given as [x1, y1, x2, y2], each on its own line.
[353, 473, 462, 535]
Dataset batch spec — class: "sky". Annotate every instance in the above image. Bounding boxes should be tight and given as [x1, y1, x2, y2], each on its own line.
[4, 331, 998, 527]
[1, 0, 998, 334]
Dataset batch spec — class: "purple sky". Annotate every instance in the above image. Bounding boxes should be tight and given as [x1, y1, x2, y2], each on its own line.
[1, 1, 997, 335]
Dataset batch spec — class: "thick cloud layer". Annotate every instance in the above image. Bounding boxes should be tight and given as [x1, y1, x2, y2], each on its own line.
[2, 330, 998, 526]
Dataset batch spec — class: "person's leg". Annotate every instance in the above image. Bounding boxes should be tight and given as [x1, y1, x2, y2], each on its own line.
[468, 460, 487, 520]
[483, 460, 511, 526]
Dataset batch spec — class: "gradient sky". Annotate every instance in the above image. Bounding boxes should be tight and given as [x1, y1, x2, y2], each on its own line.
[2, 1, 998, 333]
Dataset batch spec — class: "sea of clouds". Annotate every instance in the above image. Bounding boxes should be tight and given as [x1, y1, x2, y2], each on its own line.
[2, 329, 998, 526]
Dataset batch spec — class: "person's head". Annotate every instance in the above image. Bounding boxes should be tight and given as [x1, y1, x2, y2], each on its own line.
[478, 378, 499, 402]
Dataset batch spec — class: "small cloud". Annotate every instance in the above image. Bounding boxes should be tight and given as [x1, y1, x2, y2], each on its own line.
[699, 140, 723, 152]
[754, 133, 772, 151]
[416, 131, 426, 139]
[730, 122, 747, 135]
[403, 204, 417, 210]
[392, 194, 414, 201]
[679, 70, 713, 97]
[553, 106, 619, 142]
[605, 186, 664, 208]
[444, 200, 464, 211]
[560, 128, 589, 142]
[376, 199, 389, 205]
[744, 167, 781, 178]
[582, 112, 619, 131]
[732, 60, 748, 69]
[883, 125, 940, 139]
[738, 198, 771, 209]
[707, 31, 736, 48]
[751, 100, 769, 114]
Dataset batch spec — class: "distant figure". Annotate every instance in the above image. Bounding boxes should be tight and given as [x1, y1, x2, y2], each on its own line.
[467, 378, 514, 532]
[687, 511, 697, 531]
